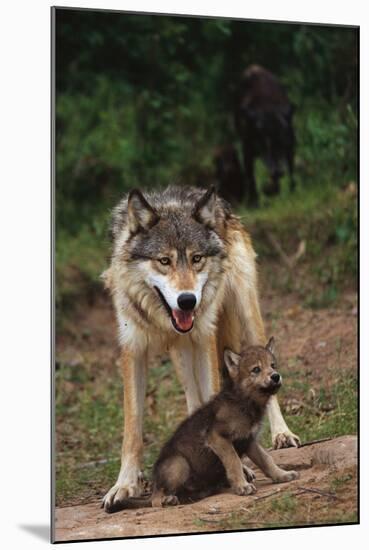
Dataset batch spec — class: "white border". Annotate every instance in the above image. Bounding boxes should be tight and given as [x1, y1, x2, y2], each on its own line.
[0, 1, 366, 548]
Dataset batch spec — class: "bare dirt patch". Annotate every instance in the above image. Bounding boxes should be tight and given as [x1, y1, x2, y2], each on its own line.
[56, 287, 357, 383]
[54, 435, 357, 542]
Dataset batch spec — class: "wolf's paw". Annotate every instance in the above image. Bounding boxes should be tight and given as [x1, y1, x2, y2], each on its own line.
[102, 471, 143, 513]
[274, 470, 300, 484]
[162, 495, 179, 506]
[232, 480, 257, 496]
[273, 431, 301, 449]
[242, 463, 256, 483]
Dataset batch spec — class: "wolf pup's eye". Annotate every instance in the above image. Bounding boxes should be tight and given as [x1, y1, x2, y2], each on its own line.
[192, 254, 202, 264]
[271, 362, 276, 369]
[158, 257, 171, 266]
[252, 366, 261, 374]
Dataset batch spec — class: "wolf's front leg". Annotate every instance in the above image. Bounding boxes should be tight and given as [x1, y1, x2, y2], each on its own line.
[208, 431, 256, 495]
[170, 338, 202, 414]
[247, 439, 299, 483]
[267, 395, 300, 449]
[229, 267, 300, 449]
[193, 335, 220, 404]
[242, 288, 300, 449]
[103, 347, 147, 513]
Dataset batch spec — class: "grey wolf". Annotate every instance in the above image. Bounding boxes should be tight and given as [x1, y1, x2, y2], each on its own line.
[106, 338, 299, 510]
[102, 185, 300, 513]
[235, 64, 296, 203]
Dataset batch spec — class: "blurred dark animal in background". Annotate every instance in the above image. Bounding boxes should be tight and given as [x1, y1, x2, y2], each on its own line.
[214, 144, 244, 204]
[235, 65, 296, 205]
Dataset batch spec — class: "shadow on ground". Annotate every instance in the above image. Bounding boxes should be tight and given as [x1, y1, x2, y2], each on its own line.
[19, 525, 50, 543]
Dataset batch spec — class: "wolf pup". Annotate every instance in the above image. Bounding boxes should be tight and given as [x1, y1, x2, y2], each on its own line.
[102, 185, 299, 512]
[109, 338, 299, 510]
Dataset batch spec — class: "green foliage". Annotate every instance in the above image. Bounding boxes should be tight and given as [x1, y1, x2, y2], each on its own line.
[55, 10, 358, 237]
[240, 182, 357, 310]
[271, 492, 297, 514]
[293, 100, 357, 185]
[55, 223, 108, 316]
[259, 365, 357, 449]
[284, 373, 357, 445]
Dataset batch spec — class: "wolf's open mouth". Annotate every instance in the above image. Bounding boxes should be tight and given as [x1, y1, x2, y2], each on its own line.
[154, 286, 194, 333]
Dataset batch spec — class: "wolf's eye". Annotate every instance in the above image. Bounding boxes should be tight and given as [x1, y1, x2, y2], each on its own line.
[271, 362, 276, 369]
[192, 254, 202, 264]
[158, 257, 171, 266]
[252, 366, 261, 374]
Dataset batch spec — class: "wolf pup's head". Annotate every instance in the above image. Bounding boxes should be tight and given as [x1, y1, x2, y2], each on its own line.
[224, 338, 281, 404]
[113, 186, 228, 335]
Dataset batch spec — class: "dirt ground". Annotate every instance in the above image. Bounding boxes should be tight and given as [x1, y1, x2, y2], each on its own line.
[55, 275, 357, 540]
[54, 435, 357, 542]
[56, 285, 358, 388]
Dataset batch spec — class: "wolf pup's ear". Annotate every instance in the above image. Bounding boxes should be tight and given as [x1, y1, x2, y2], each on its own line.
[193, 186, 217, 229]
[266, 336, 275, 354]
[127, 189, 159, 233]
[224, 349, 241, 379]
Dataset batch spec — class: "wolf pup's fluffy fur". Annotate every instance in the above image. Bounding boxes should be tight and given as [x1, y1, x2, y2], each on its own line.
[111, 338, 299, 510]
[102, 186, 299, 512]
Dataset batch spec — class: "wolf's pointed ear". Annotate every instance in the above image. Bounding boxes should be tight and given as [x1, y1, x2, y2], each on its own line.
[266, 337, 275, 354]
[193, 186, 217, 229]
[224, 348, 241, 379]
[127, 189, 159, 233]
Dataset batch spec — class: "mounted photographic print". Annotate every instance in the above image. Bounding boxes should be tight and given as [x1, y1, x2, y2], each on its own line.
[52, 6, 358, 543]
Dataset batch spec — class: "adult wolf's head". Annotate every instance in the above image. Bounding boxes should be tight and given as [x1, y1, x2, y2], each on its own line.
[111, 186, 229, 334]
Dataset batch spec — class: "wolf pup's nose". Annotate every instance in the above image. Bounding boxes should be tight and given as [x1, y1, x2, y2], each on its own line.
[271, 372, 280, 384]
[177, 293, 197, 311]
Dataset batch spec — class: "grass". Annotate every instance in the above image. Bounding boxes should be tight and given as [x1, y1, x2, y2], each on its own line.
[285, 374, 357, 444]
[55, 221, 109, 316]
[55, 350, 357, 507]
[331, 472, 354, 492]
[55, 358, 187, 506]
[193, 483, 358, 531]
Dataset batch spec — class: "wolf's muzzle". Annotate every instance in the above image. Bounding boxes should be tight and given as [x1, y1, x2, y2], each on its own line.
[177, 293, 197, 311]
[261, 372, 282, 395]
[154, 286, 195, 334]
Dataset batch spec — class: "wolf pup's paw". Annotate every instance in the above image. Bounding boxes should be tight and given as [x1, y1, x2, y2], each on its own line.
[232, 480, 257, 496]
[242, 463, 256, 483]
[274, 470, 300, 484]
[273, 430, 301, 449]
[162, 495, 179, 506]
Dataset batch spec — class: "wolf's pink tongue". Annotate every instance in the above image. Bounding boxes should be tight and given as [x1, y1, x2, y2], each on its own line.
[172, 309, 194, 331]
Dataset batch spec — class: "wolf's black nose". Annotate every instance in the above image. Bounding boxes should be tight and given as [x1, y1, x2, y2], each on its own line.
[177, 293, 197, 311]
[271, 373, 280, 383]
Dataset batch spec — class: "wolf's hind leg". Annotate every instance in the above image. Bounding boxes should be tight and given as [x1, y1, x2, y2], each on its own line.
[151, 491, 179, 507]
[153, 455, 190, 506]
[247, 440, 299, 483]
[162, 495, 180, 506]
